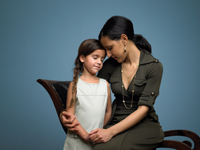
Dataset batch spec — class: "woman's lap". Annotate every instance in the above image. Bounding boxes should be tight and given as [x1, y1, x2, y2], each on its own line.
[94, 121, 164, 150]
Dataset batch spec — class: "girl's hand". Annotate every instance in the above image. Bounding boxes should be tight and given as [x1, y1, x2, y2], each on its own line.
[60, 111, 79, 132]
[89, 128, 113, 143]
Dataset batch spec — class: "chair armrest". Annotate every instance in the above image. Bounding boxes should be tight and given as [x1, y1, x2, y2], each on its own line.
[158, 130, 200, 150]
[159, 140, 192, 150]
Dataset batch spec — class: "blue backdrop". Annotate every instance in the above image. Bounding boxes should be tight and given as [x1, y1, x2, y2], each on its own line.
[1, 0, 199, 149]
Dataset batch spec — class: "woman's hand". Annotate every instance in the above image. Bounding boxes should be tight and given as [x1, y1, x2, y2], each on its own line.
[83, 134, 91, 142]
[89, 128, 113, 143]
[60, 110, 79, 132]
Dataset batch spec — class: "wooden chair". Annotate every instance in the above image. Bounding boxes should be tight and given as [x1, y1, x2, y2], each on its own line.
[37, 79, 200, 150]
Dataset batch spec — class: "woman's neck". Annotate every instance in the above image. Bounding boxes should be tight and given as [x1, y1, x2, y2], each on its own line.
[123, 42, 140, 66]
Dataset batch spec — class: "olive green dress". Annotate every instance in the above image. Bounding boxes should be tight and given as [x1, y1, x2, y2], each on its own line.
[95, 50, 164, 150]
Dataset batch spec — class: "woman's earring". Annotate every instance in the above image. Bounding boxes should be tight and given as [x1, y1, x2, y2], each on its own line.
[124, 46, 126, 52]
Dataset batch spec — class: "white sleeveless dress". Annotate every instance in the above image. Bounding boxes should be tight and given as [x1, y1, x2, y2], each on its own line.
[63, 78, 108, 150]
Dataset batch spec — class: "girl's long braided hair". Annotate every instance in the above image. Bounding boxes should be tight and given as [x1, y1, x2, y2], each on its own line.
[69, 39, 105, 107]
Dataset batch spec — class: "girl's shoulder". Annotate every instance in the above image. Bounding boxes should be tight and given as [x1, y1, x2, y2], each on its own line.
[99, 78, 110, 87]
[99, 78, 107, 84]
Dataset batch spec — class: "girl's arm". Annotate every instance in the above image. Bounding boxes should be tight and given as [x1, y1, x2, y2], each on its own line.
[103, 81, 112, 126]
[66, 82, 90, 141]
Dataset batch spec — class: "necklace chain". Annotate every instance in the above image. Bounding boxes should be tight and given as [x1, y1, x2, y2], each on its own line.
[121, 64, 139, 109]
[121, 64, 139, 79]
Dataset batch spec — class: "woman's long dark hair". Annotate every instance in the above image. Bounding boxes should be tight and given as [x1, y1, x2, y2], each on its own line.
[98, 16, 151, 53]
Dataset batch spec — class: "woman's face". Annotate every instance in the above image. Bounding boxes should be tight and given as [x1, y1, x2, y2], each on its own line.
[100, 36, 125, 63]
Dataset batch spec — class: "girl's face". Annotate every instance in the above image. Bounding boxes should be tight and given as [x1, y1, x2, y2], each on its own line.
[80, 49, 105, 75]
[100, 36, 125, 63]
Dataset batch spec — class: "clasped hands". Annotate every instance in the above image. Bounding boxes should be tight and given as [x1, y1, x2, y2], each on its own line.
[60, 111, 113, 143]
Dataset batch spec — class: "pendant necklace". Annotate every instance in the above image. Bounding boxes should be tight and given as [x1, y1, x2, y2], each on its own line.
[121, 63, 139, 109]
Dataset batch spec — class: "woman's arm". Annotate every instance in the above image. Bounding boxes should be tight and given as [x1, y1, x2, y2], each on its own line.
[66, 82, 90, 141]
[108, 105, 149, 136]
[89, 105, 149, 143]
[90, 62, 163, 143]
[110, 62, 163, 135]
[103, 81, 112, 126]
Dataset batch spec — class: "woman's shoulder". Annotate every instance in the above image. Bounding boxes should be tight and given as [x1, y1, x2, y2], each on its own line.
[140, 49, 162, 65]
[97, 57, 120, 81]
[139, 50, 163, 73]
[104, 57, 119, 67]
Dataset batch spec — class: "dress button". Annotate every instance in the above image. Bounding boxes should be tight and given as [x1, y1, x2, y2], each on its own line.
[155, 59, 158, 63]
[151, 92, 155, 96]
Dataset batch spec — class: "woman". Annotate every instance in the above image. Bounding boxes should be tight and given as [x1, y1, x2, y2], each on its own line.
[61, 16, 164, 150]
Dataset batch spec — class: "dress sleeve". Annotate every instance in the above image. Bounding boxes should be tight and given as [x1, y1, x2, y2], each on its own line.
[137, 61, 163, 108]
[97, 57, 118, 82]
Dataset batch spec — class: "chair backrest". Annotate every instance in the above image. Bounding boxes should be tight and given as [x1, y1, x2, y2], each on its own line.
[37, 79, 71, 134]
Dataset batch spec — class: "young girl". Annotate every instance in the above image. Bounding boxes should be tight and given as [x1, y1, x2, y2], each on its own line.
[63, 39, 112, 150]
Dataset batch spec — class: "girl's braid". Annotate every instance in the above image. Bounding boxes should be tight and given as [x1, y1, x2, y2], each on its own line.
[69, 58, 82, 107]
